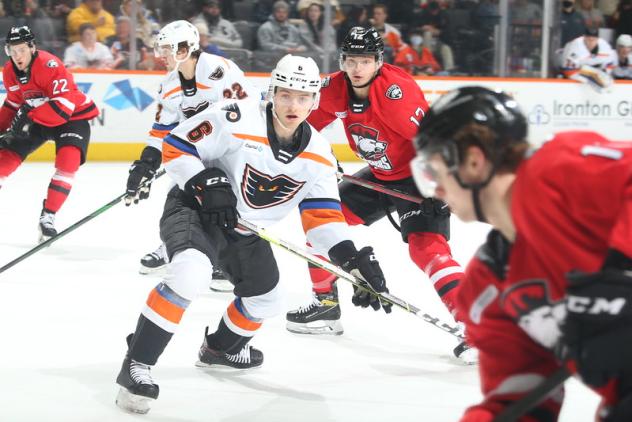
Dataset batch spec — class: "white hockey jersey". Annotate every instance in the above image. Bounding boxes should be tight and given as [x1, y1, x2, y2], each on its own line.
[561, 36, 616, 75]
[163, 98, 351, 256]
[146, 52, 258, 151]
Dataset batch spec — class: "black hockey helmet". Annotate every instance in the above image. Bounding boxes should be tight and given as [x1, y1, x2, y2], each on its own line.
[6, 26, 35, 46]
[415, 86, 527, 170]
[341, 26, 384, 59]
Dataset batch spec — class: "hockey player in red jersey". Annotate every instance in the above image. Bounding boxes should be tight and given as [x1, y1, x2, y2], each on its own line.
[0, 26, 98, 242]
[285, 26, 469, 360]
[412, 86, 632, 421]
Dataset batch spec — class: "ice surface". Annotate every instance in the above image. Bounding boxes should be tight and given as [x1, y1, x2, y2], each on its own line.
[0, 162, 599, 421]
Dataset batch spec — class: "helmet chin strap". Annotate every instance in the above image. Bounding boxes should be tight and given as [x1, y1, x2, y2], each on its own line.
[471, 187, 487, 224]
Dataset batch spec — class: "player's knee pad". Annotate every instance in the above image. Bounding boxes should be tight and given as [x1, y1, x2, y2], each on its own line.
[240, 283, 284, 320]
[163, 248, 212, 301]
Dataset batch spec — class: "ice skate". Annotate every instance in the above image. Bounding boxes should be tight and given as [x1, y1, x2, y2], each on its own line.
[38, 204, 57, 243]
[196, 329, 263, 370]
[115, 357, 159, 414]
[286, 284, 343, 335]
[209, 268, 233, 293]
[139, 244, 168, 274]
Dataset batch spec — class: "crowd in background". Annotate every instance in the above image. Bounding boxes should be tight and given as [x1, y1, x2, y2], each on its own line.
[0, 0, 630, 78]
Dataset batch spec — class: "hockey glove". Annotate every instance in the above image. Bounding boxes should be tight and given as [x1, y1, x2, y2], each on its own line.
[125, 146, 162, 206]
[557, 269, 632, 387]
[185, 167, 238, 229]
[9, 104, 34, 138]
[330, 241, 392, 313]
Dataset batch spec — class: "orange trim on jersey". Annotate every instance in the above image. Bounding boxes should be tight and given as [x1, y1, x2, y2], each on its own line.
[298, 151, 334, 167]
[234, 133, 269, 145]
[226, 302, 262, 332]
[146, 288, 185, 324]
[162, 141, 193, 163]
[149, 128, 170, 139]
[301, 209, 346, 232]
[196, 82, 211, 90]
[162, 86, 182, 99]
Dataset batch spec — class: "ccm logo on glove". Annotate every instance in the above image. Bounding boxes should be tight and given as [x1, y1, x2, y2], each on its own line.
[567, 295, 626, 315]
[206, 176, 229, 186]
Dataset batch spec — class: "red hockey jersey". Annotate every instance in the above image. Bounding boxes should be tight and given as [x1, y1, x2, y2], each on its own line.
[307, 63, 429, 181]
[0, 50, 98, 130]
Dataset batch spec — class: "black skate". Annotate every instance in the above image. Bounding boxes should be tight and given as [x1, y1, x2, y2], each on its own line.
[209, 267, 233, 293]
[115, 357, 159, 414]
[38, 203, 57, 243]
[453, 340, 478, 365]
[286, 284, 343, 335]
[196, 329, 264, 370]
[139, 244, 168, 274]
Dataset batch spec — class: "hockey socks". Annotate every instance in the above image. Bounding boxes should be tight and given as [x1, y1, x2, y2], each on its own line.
[44, 146, 80, 213]
[206, 298, 263, 354]
[0, 149, 22, 188]
[409, 232, 464, 317]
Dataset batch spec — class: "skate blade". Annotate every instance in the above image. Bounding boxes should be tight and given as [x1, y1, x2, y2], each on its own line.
[115, 387, 155, 414]
[194, 360, 262, 371]
[138, 264, 167, 275]
[286, 320, 344, 336]
[209, 278, 234, 293]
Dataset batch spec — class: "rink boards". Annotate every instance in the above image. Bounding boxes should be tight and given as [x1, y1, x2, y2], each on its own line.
[2, 69, 631, 161]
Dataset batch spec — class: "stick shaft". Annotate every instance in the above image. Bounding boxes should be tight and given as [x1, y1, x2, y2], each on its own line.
[338, 173, 424, 204]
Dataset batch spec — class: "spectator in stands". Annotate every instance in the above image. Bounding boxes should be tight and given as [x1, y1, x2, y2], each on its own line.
[298, 2, 336, 55]
[336, 5, 368, 44]
[371, 4, 401, 51]
[257, 1, 308, 53]
[510, 0, 542, 23]
[67, 0, 116, 43]
[393, 30, 442, 75]
[154, 0, 199, 22]
[613, 33, 632, 78]
[382, 0, 416, 27]
[613, 0, 632, 39]
[4, 0, 50, 19]
[106, 16, 153, 69]
[47, 1, 74, 19]
[64, 22, 114, 69]
[193, 0, 243, 49]
[561, 0, 587, 45]
[416, 1, 455, 71]
[194, 21, 226, 57]
[578, 0, 605, 29]
[118, 0, 159, 48]
[561, 26, 616, 89]
[296, 0, 344, 26]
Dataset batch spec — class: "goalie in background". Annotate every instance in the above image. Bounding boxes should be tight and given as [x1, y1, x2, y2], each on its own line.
[560, 26, 616, 91]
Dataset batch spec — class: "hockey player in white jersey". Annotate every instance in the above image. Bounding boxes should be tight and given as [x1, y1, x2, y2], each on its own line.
[124, 20, 256, 291]
[115, 54, 392, 414]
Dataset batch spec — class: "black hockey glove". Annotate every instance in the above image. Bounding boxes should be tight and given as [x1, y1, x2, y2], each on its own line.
[185, 167, 238, 230]
[125, 146, 162, 206]
[329, 241, 392, 314]
[9, 104, 34, 138]
[557, 269, 632, 387]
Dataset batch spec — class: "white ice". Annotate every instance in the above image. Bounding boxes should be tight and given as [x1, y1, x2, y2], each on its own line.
[0, 162, 599, 422]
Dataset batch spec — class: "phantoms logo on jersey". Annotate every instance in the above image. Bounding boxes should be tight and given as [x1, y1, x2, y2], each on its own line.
[348, 124, 393, 170]
[241, 164, 306, 209]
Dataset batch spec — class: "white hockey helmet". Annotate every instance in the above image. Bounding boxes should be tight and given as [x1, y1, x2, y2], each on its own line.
[268, 54, 321, 110]
[154, 20, 199, 62]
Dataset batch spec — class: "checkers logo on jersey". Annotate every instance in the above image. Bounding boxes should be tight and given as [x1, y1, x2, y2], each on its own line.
[385, 84, 403, 100]
[349, 124, 393, 171]
[47, 59, 59, 68]
[241, 164, 305, 209]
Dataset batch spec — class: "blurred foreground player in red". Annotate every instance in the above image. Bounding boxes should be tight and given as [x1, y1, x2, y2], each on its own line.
[412, 86, 632, 421]
[0, 25, 98, 242]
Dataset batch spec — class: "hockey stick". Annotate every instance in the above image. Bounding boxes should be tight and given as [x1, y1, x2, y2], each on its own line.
[493, 367, 571, 422]
[0, 169, 166, 275]
[237, 217, 464, 341]
[337, 172, 424, 204]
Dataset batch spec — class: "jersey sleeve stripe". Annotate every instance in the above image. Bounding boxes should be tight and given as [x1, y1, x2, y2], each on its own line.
[149, 128, 171, 139]
[298, 151, 334, 167]
[51, 96, 76, 112]
[301, 208, 347, 232]
[152, 122, 178, 131]
[3, 100, 18, 110]
[196, 82, 211, 90]
[48, 100, 70, 120]
[162, 86, 181, 99]
[299, 199, 342, 212]
[162, 134, 200, 163]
